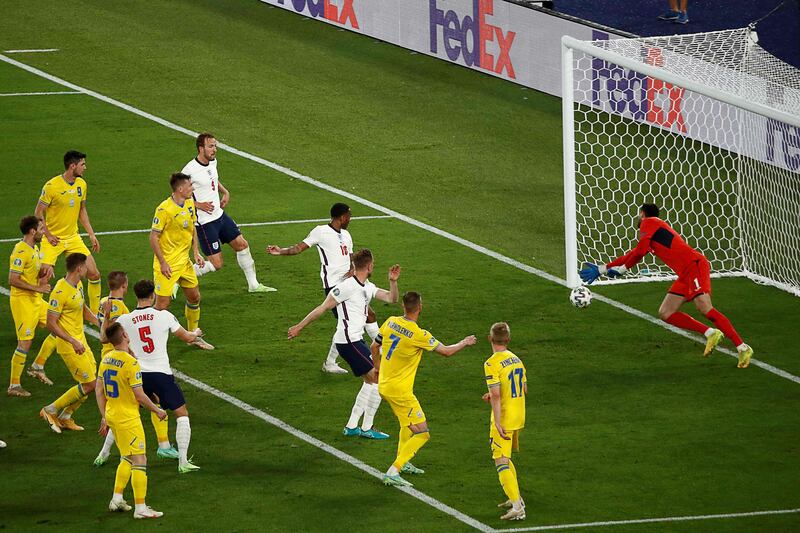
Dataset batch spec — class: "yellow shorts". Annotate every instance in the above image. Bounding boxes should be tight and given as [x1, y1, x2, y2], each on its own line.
[489, 426, 521, 460]
[40, 234, 91, 265]
[154, 261, 198, 297]
[382, 392, 426, 426]
[109, 418, 146, 456]
[57, 334, 97, 383]
[10, 295, 48, 341]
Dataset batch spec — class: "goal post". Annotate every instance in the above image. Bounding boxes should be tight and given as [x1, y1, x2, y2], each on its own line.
[562, 28, 800, 296]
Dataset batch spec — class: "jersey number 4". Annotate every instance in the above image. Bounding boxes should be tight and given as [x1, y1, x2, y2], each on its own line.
[138, 326, 155, 353]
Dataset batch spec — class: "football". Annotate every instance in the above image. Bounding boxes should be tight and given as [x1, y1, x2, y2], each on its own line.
[570, 286, 592, 308]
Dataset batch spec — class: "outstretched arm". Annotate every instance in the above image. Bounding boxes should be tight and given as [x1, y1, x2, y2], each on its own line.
[288, 292, 338, 339]
[434, 335, 477, 357]
[267, 242, 309, 256]
[374, 264, 401, 303]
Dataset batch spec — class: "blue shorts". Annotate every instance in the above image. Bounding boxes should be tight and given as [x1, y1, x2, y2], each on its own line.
[335, 340, 374, 377]
[196, 212, 241, 256]
[142, 372, 186, 411]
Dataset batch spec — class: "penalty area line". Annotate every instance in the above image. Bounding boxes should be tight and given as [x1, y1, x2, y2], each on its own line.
[3, 48, 59, 53]
[0, 285, 493, 533]
[0, 91, 82, 97]
[0, 215, 393, 243]
[0, 53, 797, 386]
[498, 507, 800, 532]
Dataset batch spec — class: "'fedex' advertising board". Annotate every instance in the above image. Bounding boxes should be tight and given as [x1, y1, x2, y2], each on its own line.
[257, 0, 627, 97]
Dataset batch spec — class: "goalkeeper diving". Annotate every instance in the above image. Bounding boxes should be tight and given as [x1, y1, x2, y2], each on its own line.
[579, 203, 753, 368]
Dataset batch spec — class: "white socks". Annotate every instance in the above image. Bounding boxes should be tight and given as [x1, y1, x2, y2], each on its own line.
[194, 261, 216, 277]
[703, 328, 714, 338]
[236, 248, 260, 290]
[346, 383, 371, 429]
[325, 339, 339, 366]
[360, 383, 381, 431]
[99, 428, 116, 459]
[176, 416, 191, 466]
[364, 322, 379, 342]
[386, 465, 399, 476]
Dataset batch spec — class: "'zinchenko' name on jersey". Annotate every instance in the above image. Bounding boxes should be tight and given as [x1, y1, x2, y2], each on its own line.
[499, 355, 522, 369]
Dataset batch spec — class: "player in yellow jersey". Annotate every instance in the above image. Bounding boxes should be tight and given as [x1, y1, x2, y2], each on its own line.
[96, 320, 166, 519]
[483, 322, 527, 521]
[372, 291, 477, 487]
[149, 173, 213, 350]
[35, 150, 102, 314]
[7, 216, 53, 397]
[97, 272, 130, 357]
[39, 253, 100, 433]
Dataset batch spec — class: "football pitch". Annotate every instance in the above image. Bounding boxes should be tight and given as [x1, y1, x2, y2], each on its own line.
[1, 1, 799, 531]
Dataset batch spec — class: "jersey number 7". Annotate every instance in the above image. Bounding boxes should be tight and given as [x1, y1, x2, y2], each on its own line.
[139, 326, 155, 354]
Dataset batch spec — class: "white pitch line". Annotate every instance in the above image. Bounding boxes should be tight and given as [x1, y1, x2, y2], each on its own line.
[0, 284, 492, 533]
[0, 215, 392, 243]
[0, 91, 82, 97]
[3, 48, 59, 53]
[499, 507, 800, 532]
[1, 52, 796, 386]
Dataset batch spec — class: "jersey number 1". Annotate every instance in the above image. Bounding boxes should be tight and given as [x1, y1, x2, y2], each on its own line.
[139, 326, 155, 353]
[508, 368, 524, 398]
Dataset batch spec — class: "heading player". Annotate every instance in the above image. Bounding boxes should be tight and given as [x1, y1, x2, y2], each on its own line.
[183, 133, 275, 293]
[149, 172, 213, 350]
[372, 291, 476, 487]
[39, 253, 100, 433]
[483, 322, 527, 521]
[7, 216, 53, 397]
[95, 321, 166, 519]
[580, 203, 753, 368]
[101, 279, 203, 473]
[35, 150, 102, 314]
[269, 203, 381, 374]
[288, 249, 399, 439]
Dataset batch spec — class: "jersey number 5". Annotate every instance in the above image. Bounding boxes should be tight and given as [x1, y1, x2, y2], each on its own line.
[139, 326, 155, 354]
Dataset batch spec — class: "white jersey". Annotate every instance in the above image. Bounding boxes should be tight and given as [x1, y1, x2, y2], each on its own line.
[182, 157, 223, 225]
[116, 308, 181, 375]
[302, 224, 354, 289]
[331, 277, 378, 343]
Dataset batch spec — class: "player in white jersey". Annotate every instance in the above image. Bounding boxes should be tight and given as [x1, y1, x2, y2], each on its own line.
[268, 203, 382, 374]
[289, 249, 400, 439]
[97, 279, 204, 473]
[184, 133, 275, 294]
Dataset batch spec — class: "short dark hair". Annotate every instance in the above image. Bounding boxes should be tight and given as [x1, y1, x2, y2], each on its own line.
[330, 203, 350, 219]
[133, 279, 155, 299]
[63, 150, 86, 169]
[170, 172, 191, 191]
[402, 291, 421, 312]
[196, 132, 215, 150]
[352, 249, 373, 270]
[106, 322, 126, 346]
[640, 203, 660, 218]
[65, 253, 87, 273]
[107, 271, 128, 291]
[19, 215, 40, 235]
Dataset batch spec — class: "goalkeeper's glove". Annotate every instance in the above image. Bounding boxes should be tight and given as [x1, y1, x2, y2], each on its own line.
[606, 265, 628, 278]
[579, 263, 601, 284]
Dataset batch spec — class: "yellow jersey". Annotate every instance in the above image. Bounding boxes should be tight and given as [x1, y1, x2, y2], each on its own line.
[9, 241, 42, 298]
[48, 277, 85, 338]
[38, 175, 87, 238]
[151, 196, 196, 268]
[98, 296, 130, 355]
[98, 349, 143, 424]
[378, 315, 441, 397]
[484, 350, 526, 431]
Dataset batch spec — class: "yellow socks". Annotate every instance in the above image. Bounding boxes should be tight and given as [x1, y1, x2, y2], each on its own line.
[185, 302, 200, 331]
[10, 348, 26, 386]
[151, 406, 169, 446]
[392, 430, 430, 471]
[396, 425, 412, 457]
[114, 457, 133, 495]
[87, 278, 101, 315]
[51, 384, 86, 412]
[34, 335, 57, 367]
[497, 461, 521, 502]
[131, 465, 148, 505]
[63, 393, 88, 416]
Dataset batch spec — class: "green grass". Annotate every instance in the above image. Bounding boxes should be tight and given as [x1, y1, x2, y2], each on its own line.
[1, 1, 799, 531]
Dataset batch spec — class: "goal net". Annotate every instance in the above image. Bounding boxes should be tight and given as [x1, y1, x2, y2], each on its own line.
[562, 28, 800, 296]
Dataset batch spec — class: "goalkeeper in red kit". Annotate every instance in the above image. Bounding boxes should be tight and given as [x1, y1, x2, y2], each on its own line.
[580, 203, 753, 368]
